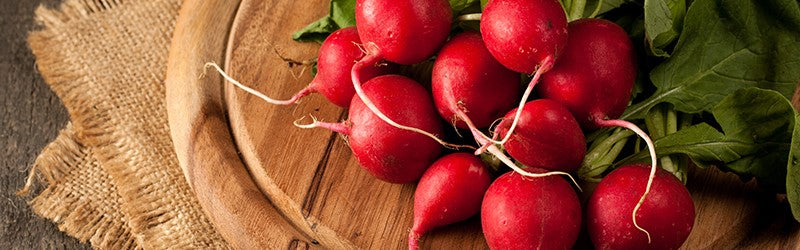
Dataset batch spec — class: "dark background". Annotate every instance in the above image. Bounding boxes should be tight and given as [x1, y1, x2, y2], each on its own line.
[1, 0, 89, 248]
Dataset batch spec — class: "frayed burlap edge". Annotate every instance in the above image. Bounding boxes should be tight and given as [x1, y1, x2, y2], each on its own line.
[21, 124, 140, 250]
[27, 0, 228, 248]
[33, 0, 126, 29]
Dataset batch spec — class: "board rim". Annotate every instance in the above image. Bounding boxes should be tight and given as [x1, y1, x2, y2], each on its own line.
[164, 0, 353, 248]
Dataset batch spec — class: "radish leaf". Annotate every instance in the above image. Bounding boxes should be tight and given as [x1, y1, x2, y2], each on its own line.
[787, 110, 800, 221]
[643, 0, 685, 57]
[623, 0, 800, 119]
[293, 0, 357, 42]
[621, 88, 796, 193]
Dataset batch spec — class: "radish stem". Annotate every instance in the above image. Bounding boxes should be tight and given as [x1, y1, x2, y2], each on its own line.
[457, 13, 482, 21]
[588, 0, 604, 18]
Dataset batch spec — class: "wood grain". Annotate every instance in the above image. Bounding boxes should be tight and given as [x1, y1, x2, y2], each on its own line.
[223, 0, 450, 248]
[0, 0, 89, 249]
[165, 1, 316, 249]
[173, 0, 800, 249]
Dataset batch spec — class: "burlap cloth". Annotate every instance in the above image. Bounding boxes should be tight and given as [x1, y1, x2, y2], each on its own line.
[20, 0, 230, 248]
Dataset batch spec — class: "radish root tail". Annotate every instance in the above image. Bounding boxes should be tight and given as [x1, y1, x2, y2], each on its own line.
[293, 115, 351, 135]
[485, 144, 582, 191]
[204, 62, 312, 105]
[597, 118, 656, 244]
[350, 43, 475, 151]
[473, 131, 582, 191]
[407, 230, 422, 250]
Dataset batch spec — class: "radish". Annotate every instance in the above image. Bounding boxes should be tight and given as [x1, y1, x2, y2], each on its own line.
[538, 18, 659, 239]
[408, 153, 492, 249]
[587, 164, 695, 249]
[538, 18, 637, 130]
[481, 170, 582, 249]
[477, 0, 569, 153]
[297, 74, 443, 183]
[480, 0, 568, 74]
[206, 27, 392, 108]
[493, 99, 585, 172]
[349, 0, 456, 148]
[431, 31, 520, 149]
[424, 27, 576, 184]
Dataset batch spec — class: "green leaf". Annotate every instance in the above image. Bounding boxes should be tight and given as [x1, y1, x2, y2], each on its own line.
[623, 0, 800, 119]
[480, 0, 488, 10]
[450, 0, 481, 14]
[787, 109, 800, 221]
[621, 123, 753, 168]
[584, 0, 633, 17]
[329, 0, 357, 27]
[644, 0, 686, 57]
[292, 0, 357, 43]
[293, 17, 339, 43]
[623, 88, 795, 191]
[713, 88, 795, 190]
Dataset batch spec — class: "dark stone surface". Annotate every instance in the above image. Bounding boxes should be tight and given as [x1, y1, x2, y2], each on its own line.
[1, 0, 90, 248]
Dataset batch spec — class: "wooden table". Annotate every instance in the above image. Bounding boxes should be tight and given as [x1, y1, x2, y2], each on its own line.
[4, 0, 800, 248]
[0, 0, 88, 248]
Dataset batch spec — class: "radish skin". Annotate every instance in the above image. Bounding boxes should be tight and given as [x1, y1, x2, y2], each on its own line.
[408, 153, 492, 249]
[494, 99, 586, 173]
[479, 0, 569, 152]
[587, 164, 695, 249]
[538, 18, 660, 238]
[481, 171, 582, 249]
[355, 0, 451, 65]
[431, 31, 520, 151]
[298, 75, 444, 183]
[349, 0, 462, 149]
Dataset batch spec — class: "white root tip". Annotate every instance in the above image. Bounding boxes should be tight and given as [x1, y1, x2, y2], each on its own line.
[293, 115, 319, 129]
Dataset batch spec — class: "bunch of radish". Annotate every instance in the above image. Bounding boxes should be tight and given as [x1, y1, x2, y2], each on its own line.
[207, 0, 697, 248]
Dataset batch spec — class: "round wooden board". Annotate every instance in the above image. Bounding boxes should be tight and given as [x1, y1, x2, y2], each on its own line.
[167, 0, 800, 248]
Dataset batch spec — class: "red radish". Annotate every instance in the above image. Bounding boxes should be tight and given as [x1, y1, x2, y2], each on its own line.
[539, 18, 637, 130]
[538, 18, 659, 239]
[314, 27, 393, 107]
[494, 99, 585, 172]
[480, 0, 568, 73]
[431, 31, 520, 154]
[408, 153, 492, 250]
[355, 0, 452, 65]
[350, 0, 460, 149]
[424, 29, 575, 184]
[432, 31, 520, 130]
[587, 164, 695, 250]
[206, 27, 392, 108]
[297, 75, 443, 183]
[481, 171, 582, 249]
[477, 0, 569, 154]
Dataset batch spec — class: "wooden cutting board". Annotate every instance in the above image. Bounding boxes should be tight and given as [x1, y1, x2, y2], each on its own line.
[165, 0, 800, 249]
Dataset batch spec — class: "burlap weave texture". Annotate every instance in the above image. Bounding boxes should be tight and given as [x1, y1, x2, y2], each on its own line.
[24, 0, 229, 248]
